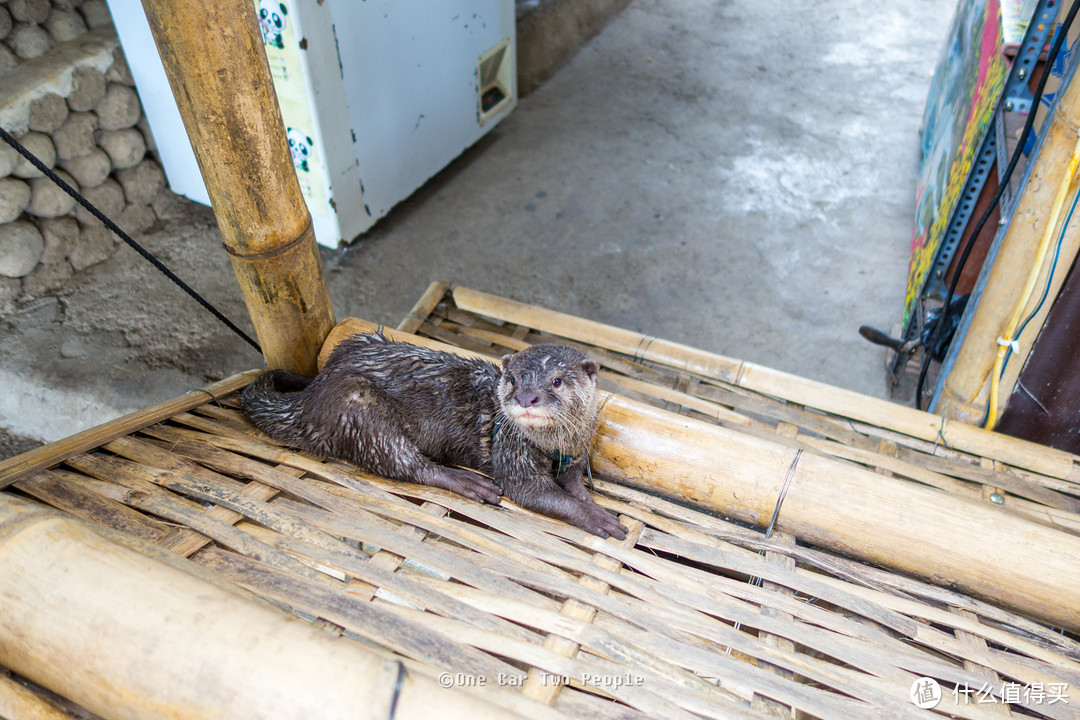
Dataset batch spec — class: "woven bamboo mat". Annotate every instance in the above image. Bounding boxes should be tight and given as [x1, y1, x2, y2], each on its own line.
[3, 281, 1080, 720]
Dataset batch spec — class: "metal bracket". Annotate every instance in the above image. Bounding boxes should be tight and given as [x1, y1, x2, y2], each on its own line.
[1002, 0, 1059, 115]
[923, 0, 1057, 302]
[923, 132, 998, 301]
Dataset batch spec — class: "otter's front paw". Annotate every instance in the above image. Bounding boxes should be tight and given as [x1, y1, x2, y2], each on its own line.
[433, 467, 503, 505]
[575, 503, 628, 540]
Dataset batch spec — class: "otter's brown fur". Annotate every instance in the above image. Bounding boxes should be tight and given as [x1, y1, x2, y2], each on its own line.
[240, 333, 626, 538]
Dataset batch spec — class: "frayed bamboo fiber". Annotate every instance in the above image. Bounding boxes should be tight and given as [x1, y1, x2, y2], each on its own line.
[0, 493, 524, 720]
[322, 318, 1080, 633]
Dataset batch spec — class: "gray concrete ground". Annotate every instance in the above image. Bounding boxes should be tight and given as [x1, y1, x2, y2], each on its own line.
[0, 0, 955, 457]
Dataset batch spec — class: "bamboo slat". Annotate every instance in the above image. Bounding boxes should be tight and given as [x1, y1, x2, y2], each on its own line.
[3, 283, 1080, 719]
[0, 370, 261, 488]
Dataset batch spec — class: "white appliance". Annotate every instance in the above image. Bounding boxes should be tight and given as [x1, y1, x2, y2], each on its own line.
[106, 0, 517, 247]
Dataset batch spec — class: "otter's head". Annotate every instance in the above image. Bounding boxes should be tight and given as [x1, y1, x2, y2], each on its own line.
[497, 344, 600, 451]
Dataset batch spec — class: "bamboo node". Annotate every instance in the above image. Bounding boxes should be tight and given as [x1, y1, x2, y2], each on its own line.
[219, 217, 314, 261]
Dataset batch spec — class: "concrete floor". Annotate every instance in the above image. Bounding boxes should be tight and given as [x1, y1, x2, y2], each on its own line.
[0, 0, 955, 456]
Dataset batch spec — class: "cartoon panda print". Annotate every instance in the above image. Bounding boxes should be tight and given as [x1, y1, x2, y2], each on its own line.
[258, 0, 288, 49]
[287, 128, 313, 172]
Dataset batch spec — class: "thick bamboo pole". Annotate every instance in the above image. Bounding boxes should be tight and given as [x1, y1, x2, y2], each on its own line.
[590, 395, 1080, 631]
[321, 319, 1080, 632]
[139, 0, 334, 376]
[933, 56, 1080, 425]
[0, 494, 523, 720]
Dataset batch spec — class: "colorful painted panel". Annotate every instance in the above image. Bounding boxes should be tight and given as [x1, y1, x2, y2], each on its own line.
[905, 0, 1007, 325]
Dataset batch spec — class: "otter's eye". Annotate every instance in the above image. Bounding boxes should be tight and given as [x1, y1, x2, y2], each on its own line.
[552, 377, 562, 388]
[507, 374, 516, 387]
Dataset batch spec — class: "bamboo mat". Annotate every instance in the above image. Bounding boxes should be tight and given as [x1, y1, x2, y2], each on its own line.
[3, 281, 1080, 720]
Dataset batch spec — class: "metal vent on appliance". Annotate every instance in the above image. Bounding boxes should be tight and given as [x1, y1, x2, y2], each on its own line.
[478, 38, 512, 124]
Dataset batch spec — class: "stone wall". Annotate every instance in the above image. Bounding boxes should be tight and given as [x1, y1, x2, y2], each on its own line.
[0, 0, 166, 314]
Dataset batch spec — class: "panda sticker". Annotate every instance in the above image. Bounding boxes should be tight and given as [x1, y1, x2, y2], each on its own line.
[258, 0, 288, 49]
[287, 128, 313, 172]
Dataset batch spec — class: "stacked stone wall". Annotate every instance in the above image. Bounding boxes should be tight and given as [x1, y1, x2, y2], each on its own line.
[0, 0, 166, 314]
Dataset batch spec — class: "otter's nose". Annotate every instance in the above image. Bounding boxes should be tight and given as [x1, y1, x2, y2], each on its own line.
[515, 390, 541, 407]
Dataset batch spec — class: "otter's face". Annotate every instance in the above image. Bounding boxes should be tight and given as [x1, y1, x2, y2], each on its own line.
[498, 345, 599, 435]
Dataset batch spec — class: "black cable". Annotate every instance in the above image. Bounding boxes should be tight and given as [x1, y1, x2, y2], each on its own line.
[914, 0, 1080, 409]
[387, 661, 406, 720]
[0, 125, 262, 354]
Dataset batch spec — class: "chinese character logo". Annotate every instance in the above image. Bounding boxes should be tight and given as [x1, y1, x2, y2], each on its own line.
[911, 677, 943, 709]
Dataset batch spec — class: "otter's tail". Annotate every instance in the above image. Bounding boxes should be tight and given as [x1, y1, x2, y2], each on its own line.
[239, 370, 314, 444]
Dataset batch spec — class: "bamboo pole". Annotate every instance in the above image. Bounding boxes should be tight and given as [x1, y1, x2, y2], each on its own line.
[933, 55, 1080, 425]
[0, 493, 524, 720]
[139, 0, 335, 376]
[320, 319, 1080, 632]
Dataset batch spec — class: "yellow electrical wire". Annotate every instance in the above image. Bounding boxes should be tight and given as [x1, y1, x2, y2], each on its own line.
[985, 134, 1080, 430]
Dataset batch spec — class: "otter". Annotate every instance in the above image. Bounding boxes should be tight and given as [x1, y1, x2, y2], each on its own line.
[240, 333, 627, 539]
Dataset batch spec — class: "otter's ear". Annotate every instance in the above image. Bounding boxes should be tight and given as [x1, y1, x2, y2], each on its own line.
[501, 353, 514, 371]
[582, 358, 599, 381]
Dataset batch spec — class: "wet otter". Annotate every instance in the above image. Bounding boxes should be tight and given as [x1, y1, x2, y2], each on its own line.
[240, 333, 627, 539]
